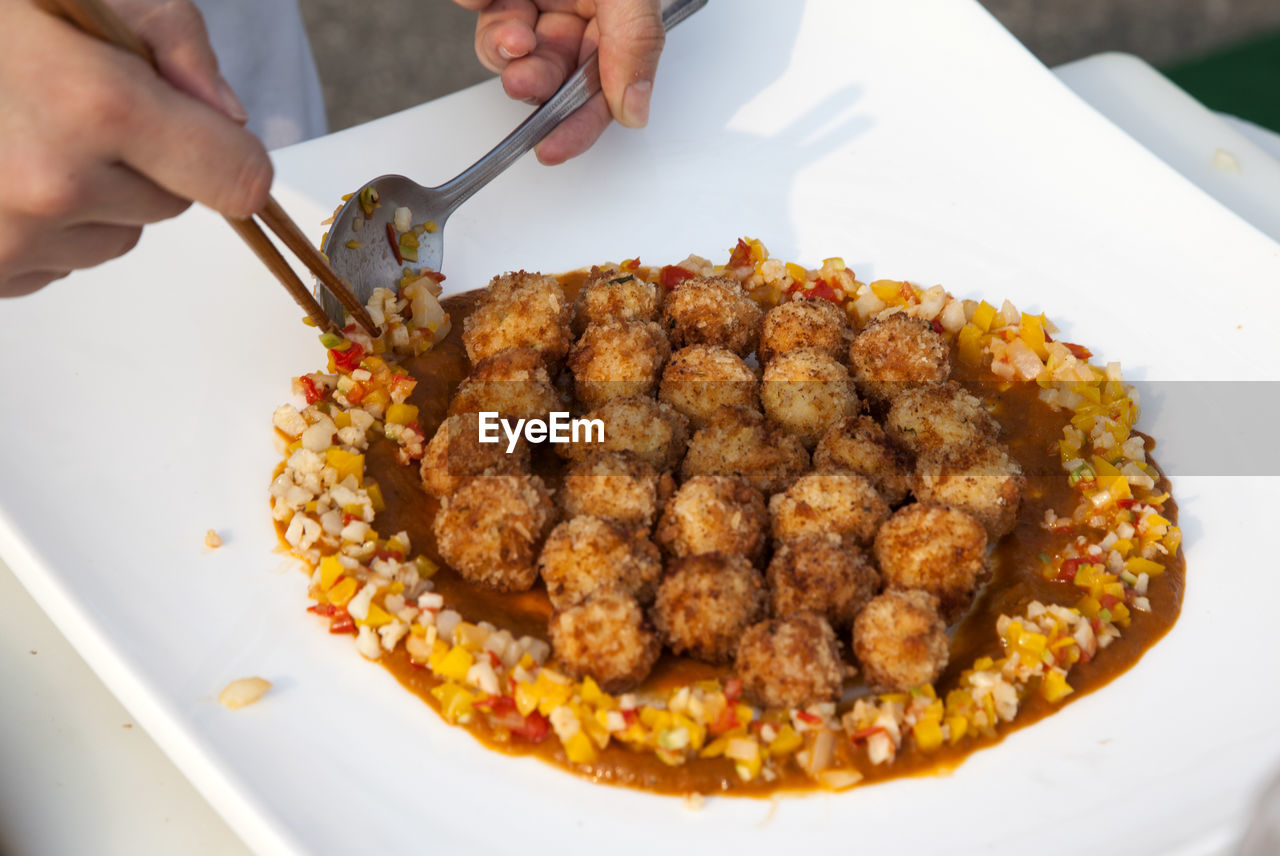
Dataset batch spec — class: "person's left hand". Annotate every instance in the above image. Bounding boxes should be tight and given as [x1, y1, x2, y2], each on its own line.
[452, 0, 664, 165]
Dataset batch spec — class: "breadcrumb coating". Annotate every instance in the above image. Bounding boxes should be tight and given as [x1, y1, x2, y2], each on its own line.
[559, 450, 672, 529]
[760, 347, 859, 448]
[913, 440, 1026, 541]
[572, 267, 662, 333]
[767, 533, 880, 630]
[758, 298, 851, 365]
[559, 395, 690, 470]
[768, 471, 889, 546]
[848, 313, 950, 404]
[681, 405, 809, 495]
[420, 412, 530, 497]
[550, 592, 661, 693]
[734, 613, 844, 708]
[655, 475, 768, 562]
[448, 347, 562, 423]
[538, 515, 663, 610]
[852, 589, 949, 692]
[434, 474, 556, 591]
[873, 502, 988, 622]
[651, 553, 766, 663]
[812, 415, 913, 505]
[658, 344, 759, 428]
[884, 381, 997, 457]
[462, 271, 572, 365]
[568, 319, 671, 409]
[662, 275, 763, 357]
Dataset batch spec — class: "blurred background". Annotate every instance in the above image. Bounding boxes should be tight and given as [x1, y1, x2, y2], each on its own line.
[297, 0, 1280, 134]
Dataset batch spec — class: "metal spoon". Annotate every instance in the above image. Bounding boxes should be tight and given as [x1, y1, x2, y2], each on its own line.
[318, 0, 707, 324]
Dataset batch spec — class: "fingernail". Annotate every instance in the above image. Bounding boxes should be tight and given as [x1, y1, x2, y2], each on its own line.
[214, 75, 249, 124]
[498, 44, 527, 61]
[621, 81, 652, 128]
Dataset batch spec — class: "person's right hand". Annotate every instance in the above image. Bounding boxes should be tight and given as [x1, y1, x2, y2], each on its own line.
[0, 0, 273, 297]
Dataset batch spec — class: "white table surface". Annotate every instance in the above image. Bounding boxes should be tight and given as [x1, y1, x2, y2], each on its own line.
[3, 51, 1279, 856]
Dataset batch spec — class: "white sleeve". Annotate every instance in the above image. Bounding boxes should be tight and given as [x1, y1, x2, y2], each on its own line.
[193, 0, 328, 149]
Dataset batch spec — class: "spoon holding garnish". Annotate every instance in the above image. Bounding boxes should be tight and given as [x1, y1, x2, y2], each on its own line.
[317, 0, 708, 327]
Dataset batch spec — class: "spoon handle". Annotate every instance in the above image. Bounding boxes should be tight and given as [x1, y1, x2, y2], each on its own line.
[434, 0, 708, 210]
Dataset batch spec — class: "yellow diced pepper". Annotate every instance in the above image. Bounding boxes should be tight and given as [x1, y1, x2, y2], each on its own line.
[385, 403, 419, 426]
[361, 603, 393, 628]
[1125, 556, 1165, 577]
[328, 576, 358, 607]
[913, 718, 944, 752]
[957, 323, 984, 365]
[325, 448, 365, 484]
[318, 555, 344, 591]
[564, 731, 598, 764]
[436, 646, 474, 682]
[946, 715, 968, 745]
[365, 481, 385, 513]
[1041, 669, 1074, 703]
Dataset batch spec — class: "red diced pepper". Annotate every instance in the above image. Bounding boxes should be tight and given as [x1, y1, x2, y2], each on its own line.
[727, 238, 753, 269]
[850, 726, 886, 742]
[375, 548, 404, 561]
[809, 279, 839, 302]
[386, 222, 403, 264]
[724, 677, 743, 702]
[329, 610, 356, 634]
[796, 710, 823, 726]
[307, 603, 337, 616]
[1064, 342, 1092, 360]
[621, 257, 640, 271]
[1056, 557, 1085, 583]
[659, 265, 695, 290]
[899, 282, 915, 303]
[709, 705, 739, 736]
[298, 375, 325, 404]
[331, 342, 365, 374]
[931, 319, 945, 334]
[1099, 594, 1120, 610]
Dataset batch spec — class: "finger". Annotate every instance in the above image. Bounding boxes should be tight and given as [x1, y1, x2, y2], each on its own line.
[473, 0, 537, 72]
[499, 12, 587, 104]
[534, 91, 611, 165]
[0, 271, 69, 299]
[106, 62, 273, 217]
[76, 164, 191, 226]
[595, 0, 664, 127]
[452, 0, 494, 10]
[33, 223, 143, 270]
[115, 0, 247, 123]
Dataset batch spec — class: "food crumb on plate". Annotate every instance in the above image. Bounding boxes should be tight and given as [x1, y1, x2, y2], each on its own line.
[218, 677, 272, 709]
[205, 529, 223, 549]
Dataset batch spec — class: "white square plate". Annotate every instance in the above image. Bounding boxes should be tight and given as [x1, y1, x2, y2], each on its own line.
[3, 1, 1279, 853]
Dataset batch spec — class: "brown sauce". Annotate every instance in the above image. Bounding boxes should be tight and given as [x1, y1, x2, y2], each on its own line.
[363, 276, 1184, 795]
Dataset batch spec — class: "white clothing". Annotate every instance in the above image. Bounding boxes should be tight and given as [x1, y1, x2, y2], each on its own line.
[192, 0, 327, 149]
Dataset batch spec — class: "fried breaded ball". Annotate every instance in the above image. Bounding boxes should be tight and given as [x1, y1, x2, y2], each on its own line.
[651, 554, 766, 663]
[767, 533, 880, 630]
[462, 271, 572, 365]
[420, 412, 530, 497]
[658, 344, 759, 427]
[654, 475, 768, 561]
[873, 502, 987, 622]
[913, 441, 1026, 541]
[768, 472, 889, 546]
[734, 614, 844, 709]
[537, 515, 663, 610]
[759, 298, 851, 365]
[848, 313, 950, 404]
[433, 474, 556, 591]
[662, 275, 763, 357]
[761, 348, 859, 448]
[567, 319, 670, 409]
[572, 267, 662, 333]
[852, 590, 948, 691]
[812, 415, 913, 506]
[681, 405, 809, 495]
[884, 381, 997, 456]
[559, 450, 672, 529]
[558, 395, 689, 470]
[550, 592, 661, 693]
[448, 347, 562, 423]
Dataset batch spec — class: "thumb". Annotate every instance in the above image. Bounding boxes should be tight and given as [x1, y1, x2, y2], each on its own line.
[594, 0, 664, 129]
[116, 0, 248, 124]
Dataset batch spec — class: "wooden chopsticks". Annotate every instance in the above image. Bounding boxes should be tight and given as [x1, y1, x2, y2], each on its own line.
[34, 0, 380, 337]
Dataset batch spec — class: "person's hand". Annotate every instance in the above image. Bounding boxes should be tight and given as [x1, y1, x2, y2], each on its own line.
[0, 0, 273, 297]
[453, 0, 665, 165]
